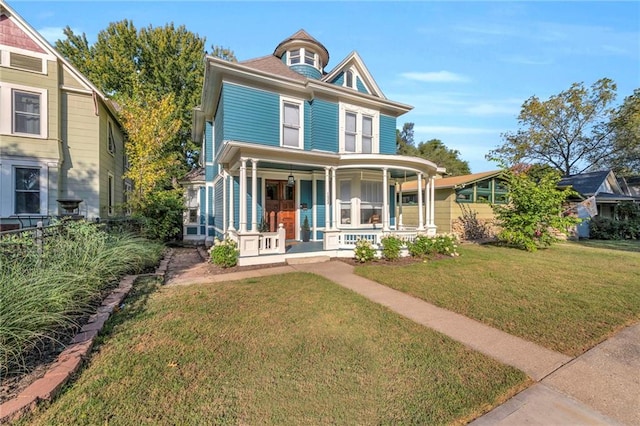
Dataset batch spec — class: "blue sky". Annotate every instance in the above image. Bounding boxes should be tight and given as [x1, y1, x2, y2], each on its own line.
[12, 1, 640, 172]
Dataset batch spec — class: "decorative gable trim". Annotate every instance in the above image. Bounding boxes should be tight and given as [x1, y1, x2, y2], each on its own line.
[323, 51, 385, 99]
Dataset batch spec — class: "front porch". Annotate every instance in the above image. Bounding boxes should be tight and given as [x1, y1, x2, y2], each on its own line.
[229, 226, 427, 266]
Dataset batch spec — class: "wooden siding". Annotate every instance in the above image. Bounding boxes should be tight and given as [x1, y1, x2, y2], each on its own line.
[311, 99, 338, 152]
[329, 72, 345, 86]
[97, 102, 126, 218]
[1, 60, 59, 157]
[60, 66, 86, 90]
[214, 93, 224, 160]
[356, 77, 368, 94]
[300, 179, 313, 228]
[222, 83, 279, 146]
[289, 64, 321, 79]
[379, 114, 396, 154]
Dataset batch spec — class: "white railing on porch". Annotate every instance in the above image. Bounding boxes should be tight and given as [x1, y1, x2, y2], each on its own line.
[258, 230, 283, 255]
[230, 224, 287, 257]
[337, 229, 421, 249]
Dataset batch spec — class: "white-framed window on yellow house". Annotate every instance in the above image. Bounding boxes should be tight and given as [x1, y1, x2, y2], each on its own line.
[107, 120, 116, 155]
[339, 103, 379, 154]
[0, 83, 47, 138]
[15, 167, 40, 214]
[108, 173, 115, 216]
[280, 96, 304, 149]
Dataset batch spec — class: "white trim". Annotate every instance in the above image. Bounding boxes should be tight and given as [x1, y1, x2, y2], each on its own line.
[0, 156, 54, 217]
[287, 47, 322, 71]
[0, 46, 50, 74]
[107, 172, 115, 216]
[107, 119, 116, 155]
[0, 82, 48, 138]
[279, 95, 304, 149]
[338, 102, 379, 154]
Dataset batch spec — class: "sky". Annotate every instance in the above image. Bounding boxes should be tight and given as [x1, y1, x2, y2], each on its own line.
[10, 1, 640, 172]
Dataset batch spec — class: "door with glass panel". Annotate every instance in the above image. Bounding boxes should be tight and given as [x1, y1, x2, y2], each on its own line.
[265, 180, 295, 240]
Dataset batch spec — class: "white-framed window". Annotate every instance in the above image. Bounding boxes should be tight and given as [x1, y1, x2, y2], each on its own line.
[345, 70, 354, 89]
[339, 180, 352, 225]
[0, 82, 48, 138]
[107, 172, 115, 216]
[107, 120, 116, 155]
[360, 180, 383, 225]
[0, 158, 50, 217]
[188, 208, 198, 224]
[339, 102, 379, 154]
[14, 167, 41, 214]
[280, 96, 304, 149]
[287, 47, 321, 70]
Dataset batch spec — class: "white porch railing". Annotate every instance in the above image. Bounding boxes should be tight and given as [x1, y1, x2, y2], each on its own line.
[338, 229, 422, 249]
[230, 224, 287, 257]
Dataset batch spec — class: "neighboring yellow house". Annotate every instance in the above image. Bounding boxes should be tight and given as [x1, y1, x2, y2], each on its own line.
[0, 0, 128, 230]
[398, 170, 506, 234]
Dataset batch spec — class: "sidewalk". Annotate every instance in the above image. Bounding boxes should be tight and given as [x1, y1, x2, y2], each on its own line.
[167, 249, 639, 425]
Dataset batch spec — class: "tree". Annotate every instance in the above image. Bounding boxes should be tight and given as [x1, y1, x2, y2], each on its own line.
[117, 88, 182, 209]
[396, 122, 417, 156]
[415, 139, 470, 176]
[56, 21, 209, 169]
[487, 78, 620, 176]
[210, 45, 237, 62]
[492, 168, 579, 251]
[605, 89, 640, 176]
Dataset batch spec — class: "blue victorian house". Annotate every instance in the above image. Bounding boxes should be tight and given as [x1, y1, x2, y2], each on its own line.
[188, 30, 443, 264]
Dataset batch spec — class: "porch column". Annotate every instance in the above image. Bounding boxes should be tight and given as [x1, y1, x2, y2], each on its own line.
[222, 171, 228, 233]
[312, 174, 317, 240]
[251, 159, 258, 232]
[331, 167, 337, 229]
[228, 172, 235, 231]
[398, 181, 404, 228]
[239, 158, 247, 233]
[430, 176, 436, 227]
[425, 176, 431, 226]
[382, 168, 389, 231]
[324, 167, 330, 230]
[417, 173, 425, 230]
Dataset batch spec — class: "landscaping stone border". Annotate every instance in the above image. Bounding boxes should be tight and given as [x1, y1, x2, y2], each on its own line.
[0, 249, 174, 424]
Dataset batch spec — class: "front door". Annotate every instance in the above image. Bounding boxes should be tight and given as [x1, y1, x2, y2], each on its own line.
[265, 180, 296, 240]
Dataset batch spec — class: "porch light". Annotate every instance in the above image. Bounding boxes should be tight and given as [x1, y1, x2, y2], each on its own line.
[287, 167, 295, 187]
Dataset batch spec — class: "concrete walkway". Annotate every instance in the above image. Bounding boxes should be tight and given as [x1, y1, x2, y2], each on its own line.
[167, 251, 640, 425]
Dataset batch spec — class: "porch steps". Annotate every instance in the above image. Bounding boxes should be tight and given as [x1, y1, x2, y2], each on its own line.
[286, 255, 331, 265]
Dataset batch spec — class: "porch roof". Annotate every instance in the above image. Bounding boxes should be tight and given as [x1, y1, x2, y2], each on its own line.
[218, 140, 442, 178]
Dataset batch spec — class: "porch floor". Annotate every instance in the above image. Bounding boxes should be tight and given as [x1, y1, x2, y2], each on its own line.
[285, 241, 323, 254]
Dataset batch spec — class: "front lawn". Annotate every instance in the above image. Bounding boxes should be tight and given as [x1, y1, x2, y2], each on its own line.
[355, 242, 640, 356]
[22, 274, 527, 425]
[576, 239, 640, 253]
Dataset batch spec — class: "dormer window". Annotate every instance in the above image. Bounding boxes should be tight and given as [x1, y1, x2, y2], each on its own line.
[287, 47, 322, 71]
[345, 70, 354, 89]
[289, 49, 301, 64]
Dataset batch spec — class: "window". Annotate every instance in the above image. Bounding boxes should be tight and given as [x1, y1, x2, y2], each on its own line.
[360, 181, 382, 225]
[13, 90, 40, 135]
[339, 103, 379, 153]
[455, 178, 508, 204]
[0, 83, 47, 137]
[289, 49, 300, 64]
[345, 112, 357, 152]
[15, 167, 40, 214]
[280, 97, 304, 149]
[107, 120, 116, 154]
[304, 50, 315, 66]
[188, 208, 198, 224]
[345, 70, 354, 89]
[340, 180, 352, 224]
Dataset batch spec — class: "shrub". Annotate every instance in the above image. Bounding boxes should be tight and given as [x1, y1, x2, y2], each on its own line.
[354, 239, 376, 263]
[407, 235, 435, 257]
[458, 204, 492, 240]
[135, 189, 185, 242]
[380, 235, 403, 261]
[209, 237, 239, 268]
[493, 169, 579, 251]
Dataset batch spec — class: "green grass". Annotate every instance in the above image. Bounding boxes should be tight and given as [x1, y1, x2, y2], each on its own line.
[355, 242, 640, 356]
[22, 274, 527, 425]
[576, 239, 640, 252]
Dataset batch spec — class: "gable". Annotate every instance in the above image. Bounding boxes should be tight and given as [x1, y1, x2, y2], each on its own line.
[323, 51, 385, 99]
[0, 13, 46, 54]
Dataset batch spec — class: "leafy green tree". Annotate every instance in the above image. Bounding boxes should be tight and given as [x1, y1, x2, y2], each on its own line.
[210, 45, 237, 62]
[493, 168, 579, 251]
[396, 122, 417, 156]
[487, 78, 620, 175]
[415, 139, 470, 176]
[605, 89, 640, 176]
[56, 21, 209, 168]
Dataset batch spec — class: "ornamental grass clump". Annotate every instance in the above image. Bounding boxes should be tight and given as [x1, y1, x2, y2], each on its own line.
[209, 237, 239, 268]
[354, 239, 376, 263]
[380, 235, 403, 261]
[0, 220, 164, 376]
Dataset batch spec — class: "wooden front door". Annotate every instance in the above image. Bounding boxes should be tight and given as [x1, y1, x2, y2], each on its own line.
[265, 180, 296, 240]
